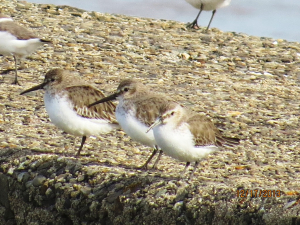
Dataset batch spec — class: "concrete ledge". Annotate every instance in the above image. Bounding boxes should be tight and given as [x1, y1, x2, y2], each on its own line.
[0, 149, 299, 225]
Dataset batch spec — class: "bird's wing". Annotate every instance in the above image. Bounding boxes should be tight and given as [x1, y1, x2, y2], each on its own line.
[187, 114, 239, 147]
[134, 95, 174, 126]
[65, 85, 117, 123]
[0, 21, 38, 40]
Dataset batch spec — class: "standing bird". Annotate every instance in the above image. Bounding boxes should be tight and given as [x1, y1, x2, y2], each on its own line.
[0, 14, 50, 84]
[147, 101, 239, 179]
[20, 68, 119, 156]
[185, 0, 231, 30]
[89, 79, 174, 169]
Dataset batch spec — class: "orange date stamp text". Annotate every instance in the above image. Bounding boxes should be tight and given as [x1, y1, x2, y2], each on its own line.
[237, 189, 281, 198]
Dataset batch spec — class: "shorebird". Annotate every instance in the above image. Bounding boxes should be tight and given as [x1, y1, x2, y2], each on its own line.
[185, 0, 231, 30]
[89, 79, 175, 169]
[147, 101, 239, 179]
[20, 68, 119, 156]
[0, 14, 50, 84]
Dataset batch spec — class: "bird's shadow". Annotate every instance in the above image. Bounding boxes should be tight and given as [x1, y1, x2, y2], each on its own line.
[0, 147, 181, 181]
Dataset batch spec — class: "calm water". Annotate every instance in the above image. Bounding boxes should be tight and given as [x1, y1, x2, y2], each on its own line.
[28, 0, 300, 42]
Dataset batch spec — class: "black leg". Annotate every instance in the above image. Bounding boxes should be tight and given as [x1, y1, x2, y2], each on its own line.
[180, 162, 191, 179]
[12, 56, 20, 85]
[138, 146, 158, 169]
[206, 9, 216, 31]
[189, 161, 199, 180]
[76, 136, 87, 157]
[187, 4, 203, 29]
[152, 149, 163, 169]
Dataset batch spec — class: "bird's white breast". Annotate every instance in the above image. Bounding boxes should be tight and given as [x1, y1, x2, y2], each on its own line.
[115, 103, 156, 148]
[153, 122, 218, 162]
[0, 31, 43, 58]
[0, 31, 17, 55]
[0, 18, 13, 23]
[44, 92, 117, 137]
[185, 0, 231, 11]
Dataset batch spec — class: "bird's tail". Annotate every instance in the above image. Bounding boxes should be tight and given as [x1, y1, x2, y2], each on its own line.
[217, 136, 240, 147]
[40, 39, 51, 43]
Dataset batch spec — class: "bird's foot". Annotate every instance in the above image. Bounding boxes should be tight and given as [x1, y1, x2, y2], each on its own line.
[137, 163, 148, 170]
[12, 78, 21, 85]
[186, 22, 200, 29]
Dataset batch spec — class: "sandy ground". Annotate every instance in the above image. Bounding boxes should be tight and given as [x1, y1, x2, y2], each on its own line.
[0, 0, 300, 224]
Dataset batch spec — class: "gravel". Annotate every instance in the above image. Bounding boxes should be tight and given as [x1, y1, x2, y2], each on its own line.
[1, 0, 300, 224]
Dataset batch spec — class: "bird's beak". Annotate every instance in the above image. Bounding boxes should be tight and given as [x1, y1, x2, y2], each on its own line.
[88, 92, 119, 108]
[20, 82, 46, 95]
[146, 117, 162, 133]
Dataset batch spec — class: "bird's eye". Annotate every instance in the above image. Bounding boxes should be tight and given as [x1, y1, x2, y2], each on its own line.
[50, 78, 55, 82]
[171, 112, 175, 116]
[124, 87, 129, 92]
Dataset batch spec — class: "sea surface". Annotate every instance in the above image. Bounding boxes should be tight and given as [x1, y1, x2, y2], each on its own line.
[28, 0, 300, 43]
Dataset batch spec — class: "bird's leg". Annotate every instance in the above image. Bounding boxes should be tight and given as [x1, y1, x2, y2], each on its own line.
[12, 56, 20, 85]
[187, 3, 204, 29]
[180, 162, 191, 179]
[76, 136, 87, 157]
[188, 161, 199, 180]
[206, 9, 216, 31]
[138, 146, 158, 170]
[152, 149, 163, 169]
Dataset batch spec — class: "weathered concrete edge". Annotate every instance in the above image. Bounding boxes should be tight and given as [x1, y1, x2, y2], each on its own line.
[0, 149, 299, 225]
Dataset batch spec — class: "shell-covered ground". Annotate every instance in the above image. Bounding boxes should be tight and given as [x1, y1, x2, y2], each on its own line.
[1, 0, 300, 224]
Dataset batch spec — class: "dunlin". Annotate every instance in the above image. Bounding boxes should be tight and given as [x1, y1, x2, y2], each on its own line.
[20, 68, 119, 156]
[185, 0, 231, 30]
[147, 101, 239, 179]
[89, 79, 175, 169]
[0, 14, 50, 84]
